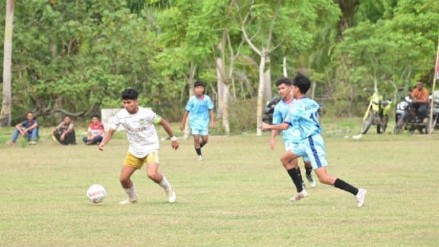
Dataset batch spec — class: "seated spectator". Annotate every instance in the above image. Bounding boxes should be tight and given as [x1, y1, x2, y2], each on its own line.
[7, 112, 39, 145]
[52, 115, 76, 145]
[82, 115, 104, 145]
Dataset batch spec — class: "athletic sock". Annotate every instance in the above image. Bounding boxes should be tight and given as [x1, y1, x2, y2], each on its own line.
[297, 167, 304, 185]
[334, 178, 359, 195]
[287, 168, 304, 193]
[305, 166, 312, 176]
[159, 176, 171, 190]
[124, 186, 137, 200]
[195, 147, 202, 156]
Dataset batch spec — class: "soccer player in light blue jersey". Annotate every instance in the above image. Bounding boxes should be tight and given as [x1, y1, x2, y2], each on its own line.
[180, 80, 215, 160]
[269, 78, 316, 195]
[262, 74, 366, 207]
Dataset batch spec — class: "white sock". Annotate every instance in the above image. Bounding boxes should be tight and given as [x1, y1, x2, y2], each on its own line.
[159, 176, 171, 190]
[124, 186, 137, 200]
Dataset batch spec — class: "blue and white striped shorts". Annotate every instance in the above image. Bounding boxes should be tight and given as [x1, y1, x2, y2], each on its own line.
[288, 134, 328, 169]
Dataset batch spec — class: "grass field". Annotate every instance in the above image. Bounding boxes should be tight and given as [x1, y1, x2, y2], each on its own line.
[0, 123, 438, 246]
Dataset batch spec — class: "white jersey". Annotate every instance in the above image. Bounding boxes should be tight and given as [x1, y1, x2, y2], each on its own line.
[109, 107, 162, 158]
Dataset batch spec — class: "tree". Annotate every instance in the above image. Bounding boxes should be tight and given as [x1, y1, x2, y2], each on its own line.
[0, 0, 15, 127]
[233, 0, 339, 135]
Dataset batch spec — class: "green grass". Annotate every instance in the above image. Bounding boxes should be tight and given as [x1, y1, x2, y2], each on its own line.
[0, 124, 438, 246]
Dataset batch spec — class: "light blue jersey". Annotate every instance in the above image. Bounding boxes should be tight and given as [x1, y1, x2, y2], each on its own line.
[284, 97, 327, 169]
[272, 99, 296, 143]
[185, 94, 214, 134]
[284, 97, 321, 142]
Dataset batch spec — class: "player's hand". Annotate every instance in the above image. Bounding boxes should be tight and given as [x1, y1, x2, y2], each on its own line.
[98, 144, 105, 151]
[171, 140, 179, 150]
[210, 122, 215, 129]
[260, 122, 270, 131]
[179, 124, 184, 132]
[270, 139, 276, 150]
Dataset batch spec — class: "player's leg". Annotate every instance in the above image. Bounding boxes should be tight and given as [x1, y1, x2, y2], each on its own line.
[119, 153, 142, 204]
[192, 131, 203, 160]
[303, 159, 316, 187]
[7, 129, 20, 145]
[119, 166, 138, 204]
[306, 135, 366, 207]
[281, 150, 308, 201]
[146, 151, 176, 203]
[198, 130, 209, 160]
[200, 134, 208, 148]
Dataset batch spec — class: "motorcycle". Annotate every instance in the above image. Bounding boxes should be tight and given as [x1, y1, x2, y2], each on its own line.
[393, 91, 439, 134]
[262, 97, 281, 124]
[428, 90, 439, 131]
[361, 91, 392, 134]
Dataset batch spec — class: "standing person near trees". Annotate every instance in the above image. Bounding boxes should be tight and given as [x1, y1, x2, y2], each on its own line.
[6, 111, 39, 145]
[262, 73, 367, 207]
[52, 115, 76, 145]
[99, 88, 179, 205]
[270, 77, 316, 190]
[180, 80, 215, 161]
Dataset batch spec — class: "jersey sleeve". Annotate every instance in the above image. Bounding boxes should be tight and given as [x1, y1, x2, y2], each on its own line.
[152, 114, 162, 124]
[185, 98, 193, 112]
[207, 96, 214, 110]
[108, 114, 120, 130]
[272, 106, 282, 124]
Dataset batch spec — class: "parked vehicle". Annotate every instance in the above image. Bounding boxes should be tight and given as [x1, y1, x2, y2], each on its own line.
[393, 90, 439, 134]
[262, 97, 281, 124]
[361, 91, 392, 134]
[429, 90, 439, 131]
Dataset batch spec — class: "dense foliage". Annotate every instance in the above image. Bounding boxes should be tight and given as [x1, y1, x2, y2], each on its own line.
[1, 0, 438, 128]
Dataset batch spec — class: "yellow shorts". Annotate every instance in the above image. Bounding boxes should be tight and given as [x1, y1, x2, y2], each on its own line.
[123, 151, 159, 169]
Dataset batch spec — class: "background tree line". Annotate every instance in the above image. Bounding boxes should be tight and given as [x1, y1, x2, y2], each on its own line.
[1, 0, 438, 135]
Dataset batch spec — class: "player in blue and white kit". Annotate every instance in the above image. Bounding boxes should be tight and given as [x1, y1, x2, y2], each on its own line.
[262, 74, 367, 207]
[180, 80, 215, 160]
[270, 77, 316, 191]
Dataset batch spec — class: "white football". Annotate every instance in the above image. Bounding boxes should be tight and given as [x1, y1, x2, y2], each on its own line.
[87, 184, 106, 204]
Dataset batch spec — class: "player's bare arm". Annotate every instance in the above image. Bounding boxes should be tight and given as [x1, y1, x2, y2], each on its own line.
[180, 111, 189, 131]
[261, 122, 288, 131]
[98, 128, 116, 151]
[159, 118, 179, 150]
[209, 109, 215, 128]
[270, 130, 278, 150]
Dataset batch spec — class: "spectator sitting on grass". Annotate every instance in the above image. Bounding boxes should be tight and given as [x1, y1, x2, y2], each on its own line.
[82, 115, 104, 145]
[52, 115, 76, 145]
[6, 111, 39, 145]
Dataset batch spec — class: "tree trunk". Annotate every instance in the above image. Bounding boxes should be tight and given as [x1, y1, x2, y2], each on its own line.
[264, 55, 272, 101]
[283, 56, 288, 77]
[216, 58, 230, 135]
[183, 62, 196, 139]
[256, 52, 267, 136]
[0, 0, 16, 127]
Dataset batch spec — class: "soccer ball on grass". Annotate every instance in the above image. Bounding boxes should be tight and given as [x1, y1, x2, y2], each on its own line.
[87, 184, 106, 204]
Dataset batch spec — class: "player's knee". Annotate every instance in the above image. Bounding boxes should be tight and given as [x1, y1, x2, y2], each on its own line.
[147, 170, 158, 180]
[317, 176, 331, 185]
[119, 177, 130, 186]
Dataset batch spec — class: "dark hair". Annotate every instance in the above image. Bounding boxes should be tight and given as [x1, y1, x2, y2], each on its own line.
[121, 88, 139, 100]
[194, 80, 205, 88]
[91, 114, 100, 120]
[292, 73, 311, 94]
[275, 77, 292, 87]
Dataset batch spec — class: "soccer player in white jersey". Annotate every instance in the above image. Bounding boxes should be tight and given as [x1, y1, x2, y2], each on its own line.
[271, 77, 316, 191]
[180, 80, 215, 160]
[99, 88, 179, 205]
[262, 74, 367, 207]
